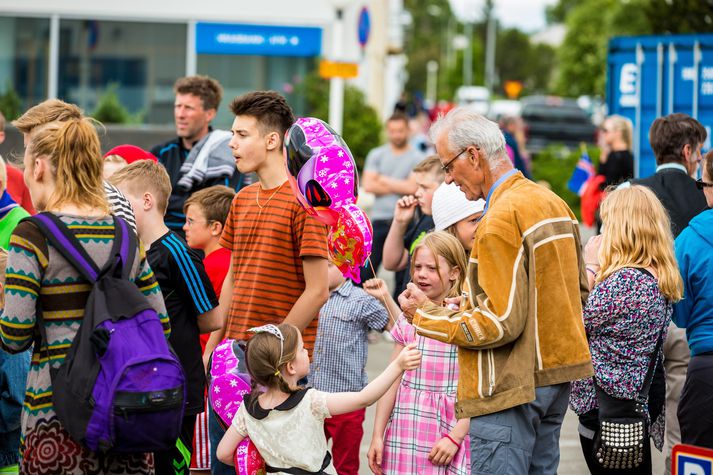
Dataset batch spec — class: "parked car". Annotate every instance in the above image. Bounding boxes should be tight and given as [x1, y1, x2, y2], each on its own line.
[455, 86, 490, 116]
[487, 99, 522, 121]
[520, 95, 597, 154]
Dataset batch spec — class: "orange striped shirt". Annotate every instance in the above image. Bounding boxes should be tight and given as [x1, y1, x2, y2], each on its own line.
[219, 181, 328, 354]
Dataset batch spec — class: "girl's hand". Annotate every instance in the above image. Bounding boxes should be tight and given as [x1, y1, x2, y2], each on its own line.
[444, 295, 462, 310]
[428, 435, 460, 466]
[396, 343, 421, 371]
[584, 234, 603, 268]
[363, 278, 389, 300]
[367, 436, 384, 474]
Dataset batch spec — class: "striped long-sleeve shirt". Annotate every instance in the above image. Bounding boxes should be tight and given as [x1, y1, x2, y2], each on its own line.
[0, 215, 166, 475]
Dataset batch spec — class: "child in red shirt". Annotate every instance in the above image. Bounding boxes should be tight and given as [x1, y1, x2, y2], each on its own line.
[183, 185, 236, 473]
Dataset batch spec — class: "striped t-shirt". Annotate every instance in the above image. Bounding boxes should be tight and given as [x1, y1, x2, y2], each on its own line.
[219, 181, 328, 354]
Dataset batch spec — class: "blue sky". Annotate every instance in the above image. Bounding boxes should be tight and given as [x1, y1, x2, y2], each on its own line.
[449, 0, 557, 32]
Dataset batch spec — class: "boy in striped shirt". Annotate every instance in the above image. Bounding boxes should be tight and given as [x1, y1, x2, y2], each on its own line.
[110, 160, 222, 475]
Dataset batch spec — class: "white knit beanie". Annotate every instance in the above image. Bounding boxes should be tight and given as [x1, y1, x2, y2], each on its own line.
[431, 182, 486, 231]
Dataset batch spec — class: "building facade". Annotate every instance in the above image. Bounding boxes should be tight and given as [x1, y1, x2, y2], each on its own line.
[0, 0, 405, 127]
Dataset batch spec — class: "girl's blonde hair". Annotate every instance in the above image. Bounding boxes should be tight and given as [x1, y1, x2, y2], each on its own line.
[246, 323, 302, 397]
[410, 231, 467, 299]
[28, 118, 109, 214]
[606, 114, 634, 150]
[598, 185, 683, 302]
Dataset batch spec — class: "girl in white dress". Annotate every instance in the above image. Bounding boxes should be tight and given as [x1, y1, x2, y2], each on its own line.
[216, 323, 421, 474]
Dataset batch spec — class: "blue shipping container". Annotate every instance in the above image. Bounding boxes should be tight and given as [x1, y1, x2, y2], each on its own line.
[607, 34, 713, 178]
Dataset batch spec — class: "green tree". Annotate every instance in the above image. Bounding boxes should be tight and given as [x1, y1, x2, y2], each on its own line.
[402, 0, 458, 100]
[300, 73, 382, 172]
[554, 0, 650, 97]
[643, 0, 713, 33]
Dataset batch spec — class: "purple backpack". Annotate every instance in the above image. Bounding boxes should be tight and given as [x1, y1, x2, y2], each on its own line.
[29, 213, 186, 453]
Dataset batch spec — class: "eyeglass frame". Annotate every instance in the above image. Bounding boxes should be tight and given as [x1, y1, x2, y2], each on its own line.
[695, 178, 713, 190]
[441, 145, 479, 174]
[185, 217, 216, 227]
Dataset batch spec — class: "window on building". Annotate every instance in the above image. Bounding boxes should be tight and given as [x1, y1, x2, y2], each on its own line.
[198, 54, 311, 128]
[0, 16, 50, 113]
[58, 19, 186, 124]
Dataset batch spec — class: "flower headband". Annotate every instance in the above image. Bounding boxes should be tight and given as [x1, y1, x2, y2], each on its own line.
[248, 324, 284, 376]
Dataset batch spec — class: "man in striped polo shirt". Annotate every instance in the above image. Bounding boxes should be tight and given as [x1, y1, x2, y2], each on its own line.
[205, 91, 329, 475]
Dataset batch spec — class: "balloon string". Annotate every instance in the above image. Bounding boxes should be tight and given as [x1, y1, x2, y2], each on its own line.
[367, 260, 407, 343]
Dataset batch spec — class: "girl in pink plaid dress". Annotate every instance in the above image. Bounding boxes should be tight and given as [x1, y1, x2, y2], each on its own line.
[366, 232, 471, 475]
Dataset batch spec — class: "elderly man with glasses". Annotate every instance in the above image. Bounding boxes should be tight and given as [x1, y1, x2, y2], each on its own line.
[399, 107, 593, 475]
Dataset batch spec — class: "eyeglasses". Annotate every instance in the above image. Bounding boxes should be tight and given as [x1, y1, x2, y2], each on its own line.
[441, 148, 469, 174]
[695, 179, 713, 190]
[185, 217, 215, 227]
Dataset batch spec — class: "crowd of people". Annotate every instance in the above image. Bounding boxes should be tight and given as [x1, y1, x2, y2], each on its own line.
[0, 73, 710, 475]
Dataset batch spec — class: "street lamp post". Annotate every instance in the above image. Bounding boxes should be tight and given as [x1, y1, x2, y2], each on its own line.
[426, 60, 439, 106]
[327, 0, 354, 135]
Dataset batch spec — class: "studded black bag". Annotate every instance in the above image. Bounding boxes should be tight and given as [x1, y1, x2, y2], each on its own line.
[591, 328, 664, 471]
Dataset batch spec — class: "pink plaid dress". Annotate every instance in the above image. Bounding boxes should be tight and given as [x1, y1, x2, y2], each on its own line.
[382, 315, 470, 474]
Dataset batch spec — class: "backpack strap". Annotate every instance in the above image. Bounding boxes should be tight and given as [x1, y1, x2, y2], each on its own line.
[25, 212, 135, 283]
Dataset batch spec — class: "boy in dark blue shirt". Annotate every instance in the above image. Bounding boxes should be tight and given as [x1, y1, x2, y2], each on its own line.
[110, 160, 222, 475]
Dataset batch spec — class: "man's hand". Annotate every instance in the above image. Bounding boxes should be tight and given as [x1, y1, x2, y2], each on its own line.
[393, 195, 418, 225]
[398, 283, 428, 323]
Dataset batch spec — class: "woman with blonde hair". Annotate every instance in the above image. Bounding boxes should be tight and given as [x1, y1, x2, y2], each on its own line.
[598, 115, 634, 187]
[0, 117, 167, 474]
[570, 185, 683, 474]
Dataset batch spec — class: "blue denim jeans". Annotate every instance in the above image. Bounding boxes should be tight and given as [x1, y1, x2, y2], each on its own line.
[469, 383, 570, 475]
[0, 350, 30, 468]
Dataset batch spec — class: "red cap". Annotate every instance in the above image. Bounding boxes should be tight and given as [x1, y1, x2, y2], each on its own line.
[104, 144, 158, 164]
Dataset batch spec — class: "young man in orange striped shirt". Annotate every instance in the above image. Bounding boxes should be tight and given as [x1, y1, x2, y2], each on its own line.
[206, 91, 329, 474]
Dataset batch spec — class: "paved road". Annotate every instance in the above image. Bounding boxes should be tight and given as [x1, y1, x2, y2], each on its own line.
[356, 338, 665, 474]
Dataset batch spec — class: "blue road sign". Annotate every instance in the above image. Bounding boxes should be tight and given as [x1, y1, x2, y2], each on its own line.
[196, 22, 322, 57]
[358, 7, 371, 48]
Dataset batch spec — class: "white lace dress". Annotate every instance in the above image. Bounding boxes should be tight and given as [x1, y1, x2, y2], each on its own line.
[232, 388, 336, 474]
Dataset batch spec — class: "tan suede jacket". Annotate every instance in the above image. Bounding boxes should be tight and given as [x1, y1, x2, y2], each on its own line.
[413, 172, 593, 418]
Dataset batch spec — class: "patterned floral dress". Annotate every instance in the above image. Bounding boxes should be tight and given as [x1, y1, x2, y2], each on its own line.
[0, 216, 168, 474]
[569, 267, 672, 449]
[382, 315, 470, 474]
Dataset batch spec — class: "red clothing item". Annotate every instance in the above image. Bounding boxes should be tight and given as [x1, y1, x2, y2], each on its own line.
[324, 408, 366, 475]
[6, 164, 35, 214]
[198, 247, 231, 350]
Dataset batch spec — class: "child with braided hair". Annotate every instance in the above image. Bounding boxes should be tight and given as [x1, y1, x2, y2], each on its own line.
[216, 323, 421, 474]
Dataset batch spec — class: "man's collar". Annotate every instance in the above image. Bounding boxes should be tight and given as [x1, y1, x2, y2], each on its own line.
[656, 163, 688, 174]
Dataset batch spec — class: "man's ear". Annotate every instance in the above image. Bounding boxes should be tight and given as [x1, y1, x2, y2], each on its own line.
[265, 131, 281, 152]
[0, 130, 6, 145]
[205, 108, 217, 123]
[469, 146, 483, 171]
[682, 143, 692, 162]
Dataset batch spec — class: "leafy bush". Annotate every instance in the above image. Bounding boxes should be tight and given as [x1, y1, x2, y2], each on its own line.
[92, 84, 144, 124]
[0, 83, 22, 121]
[299, 72, 382, 172]
[531, 144, 600, 220]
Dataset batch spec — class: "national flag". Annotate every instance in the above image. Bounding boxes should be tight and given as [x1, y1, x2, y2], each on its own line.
[567, 148, 595, 196]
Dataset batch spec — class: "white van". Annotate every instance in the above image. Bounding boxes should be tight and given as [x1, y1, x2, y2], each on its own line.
[455, 86, 490, 115]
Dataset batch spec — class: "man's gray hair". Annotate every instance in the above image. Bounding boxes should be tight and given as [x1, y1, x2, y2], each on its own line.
[430, 107, 509, 169]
